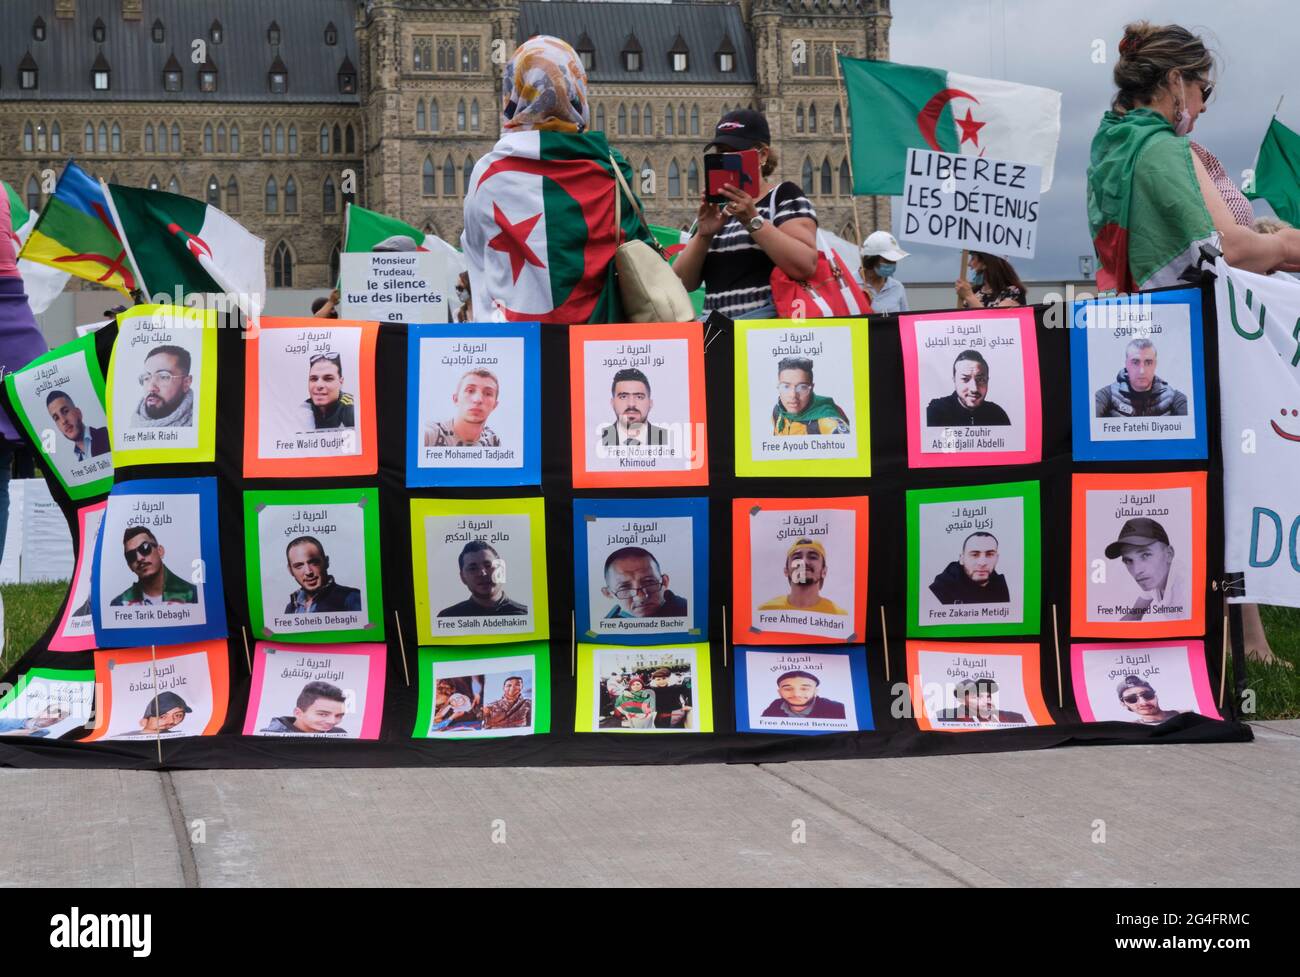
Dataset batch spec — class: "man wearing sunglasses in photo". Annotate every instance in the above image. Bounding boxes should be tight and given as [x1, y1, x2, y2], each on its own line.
[1115, 675, 1183, 724]
[110, 526, 198, 606]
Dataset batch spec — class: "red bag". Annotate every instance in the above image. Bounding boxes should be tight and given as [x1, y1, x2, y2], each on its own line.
[770, 229, 874, 319]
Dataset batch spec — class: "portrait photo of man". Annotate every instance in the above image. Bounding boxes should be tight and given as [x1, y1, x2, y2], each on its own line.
[46, 389, 108, 461]
[424, 368, 502, 447]
[926, 349, 1012, 427]
[599, 367, 668, 447]
[1095, 338, 1188, 418]
[0, 704, 72, 738]
[437, 540, 528, 618]
[130, 344, 194, 428]
[1104, 517, 1187, 621]
[110, 526, 198, 606]
[648, 667, 692, 728]
[936, 677, 1026, 724]
[482, 675, 532, 729]
[758, 538, 849, 615]
[261, 680, 349, 734]
[601, 546, 688, 619]
[1115, 675, 1184, 724]
[759, 670, 847, 719]
[294, 352, 356, 431]
[282, 535, 362, 614]
[137, 691, 192, 734]
[771, 356, 851, 436]
[929, 532, 1011, 605]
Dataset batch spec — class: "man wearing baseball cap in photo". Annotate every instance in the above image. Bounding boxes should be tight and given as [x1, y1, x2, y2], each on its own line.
[858, 231, 910, 314]
[1103, 516, 1187, 621]
[758, 537, 848, 615]
[138, 691, 193, 735]
[670, 109, 820, 320]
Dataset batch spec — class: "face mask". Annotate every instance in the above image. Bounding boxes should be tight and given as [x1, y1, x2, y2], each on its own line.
[1173, 77, 1193, 137]
[455, 287, 468, 303]
[969, 270, 985, 287]
[877, 262, 897, 278]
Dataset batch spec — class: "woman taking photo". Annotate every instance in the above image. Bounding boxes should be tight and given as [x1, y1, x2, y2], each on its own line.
[1087, 21, 1300, 292]
[671, 110, 819, 319]
[955, 252, 1026, 309]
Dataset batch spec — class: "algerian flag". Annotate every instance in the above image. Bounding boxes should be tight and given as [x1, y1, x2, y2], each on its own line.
[103, 182, 266, 322]
[1245, 117, 1300, 227]
[462, 128, 644, 324]
[2, 179, 70, 314]
[840, 56, 1061, 195]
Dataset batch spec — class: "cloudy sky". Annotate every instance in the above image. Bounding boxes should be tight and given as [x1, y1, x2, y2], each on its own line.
[888, 0, 1295, 282]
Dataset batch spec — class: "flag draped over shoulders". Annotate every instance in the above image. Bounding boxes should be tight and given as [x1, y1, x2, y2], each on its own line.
[1087, 108, 1216, 293]
[461, 129, 652, 324]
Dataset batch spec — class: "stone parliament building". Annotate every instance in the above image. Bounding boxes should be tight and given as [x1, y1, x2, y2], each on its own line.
[2, 0, 891, 291]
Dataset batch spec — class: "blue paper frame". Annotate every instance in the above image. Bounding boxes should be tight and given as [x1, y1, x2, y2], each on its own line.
[405, 322, 542, 487]
[1069, 288, 1208, 461]
[734, 645, 874, 735]
[90, 476, 227, 647]
[573, 496, 709, 646]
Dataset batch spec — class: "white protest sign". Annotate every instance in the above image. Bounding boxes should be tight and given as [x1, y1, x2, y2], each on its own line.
[338, 251, 454, 323]
[900, 148, 1042, 259]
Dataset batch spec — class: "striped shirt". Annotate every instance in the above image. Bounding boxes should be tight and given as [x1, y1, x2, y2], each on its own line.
[700, 181, 817, 318]
[1191, 142, 1254, 228]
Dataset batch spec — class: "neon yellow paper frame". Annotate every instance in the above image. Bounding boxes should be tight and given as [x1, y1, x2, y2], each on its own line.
[732, 317, 871, 477]
[409, 496, 549, 646]
[105, 304, 219, 467]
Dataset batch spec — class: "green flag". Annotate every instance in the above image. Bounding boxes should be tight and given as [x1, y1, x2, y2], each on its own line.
[1245, 117, 1300, 227]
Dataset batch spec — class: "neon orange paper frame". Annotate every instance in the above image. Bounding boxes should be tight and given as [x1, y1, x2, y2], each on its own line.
[906, 640, 1054, 732]
[732, 496, 869, 645]
[568, 322, 709, 488]
[243, 317, 379, 478]
[1070, 471, 1207, 639]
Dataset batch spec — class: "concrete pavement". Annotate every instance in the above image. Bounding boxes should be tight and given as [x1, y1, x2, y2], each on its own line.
[2, 721, 1296, 887]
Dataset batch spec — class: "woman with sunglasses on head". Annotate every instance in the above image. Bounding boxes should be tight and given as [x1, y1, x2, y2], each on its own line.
[1087, 21, 1300, 293]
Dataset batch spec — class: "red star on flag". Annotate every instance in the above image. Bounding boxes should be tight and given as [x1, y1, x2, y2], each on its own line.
[488, 202, 544, 282]
[957, 108, 986, 147]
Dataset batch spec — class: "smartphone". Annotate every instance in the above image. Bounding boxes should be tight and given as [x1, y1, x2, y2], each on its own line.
[704, 150, 760, 204]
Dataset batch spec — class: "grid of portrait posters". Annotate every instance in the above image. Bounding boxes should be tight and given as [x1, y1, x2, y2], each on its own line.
[734, 647, 873, 735]
[568, 322, 709, 488]
[243, 318, 379, 477]
[244, 642, 386, 740]
[899, 307, 1041, 468]
[89, 477, 226, 647]
[3, 333, 114, 499]
[572, 496, 708, 645]
[104, 304, 218, 466]
[574, 643, 713, 733]
[84, 641, 229, 742]
[1069, 289, 1208, 461]
[732, 496, 868, 644]
[1070, 640, 1220, 725]
[414, 643, 550, 739]
[906, 480, 1041, 637]
[243, 487, 385, 642]
[406, 322, 541, 487]
[409, 496, 549, 645]
[732, 319, 871, 477]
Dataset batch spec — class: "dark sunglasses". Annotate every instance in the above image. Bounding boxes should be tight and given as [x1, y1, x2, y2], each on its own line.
[124, 540, 157, 563]
[1199, 82, 1214, 101]
[1122, 689, 1157, 704]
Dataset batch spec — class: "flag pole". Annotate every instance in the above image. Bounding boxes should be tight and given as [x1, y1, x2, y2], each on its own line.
[832, 45, 865, 249]
[1274, 94, 1285, 119]
[98, 177, 148, 302]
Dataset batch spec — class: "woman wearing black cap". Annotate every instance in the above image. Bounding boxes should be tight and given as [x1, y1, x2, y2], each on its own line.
[671, 109, 819, 319]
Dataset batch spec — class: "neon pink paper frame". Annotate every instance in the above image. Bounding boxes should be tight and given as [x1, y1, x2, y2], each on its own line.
[899, 307, 1042, 469]
[1070, 640, 1220, 723]
[243, 641, 388, 740]
[49, 501, 107, 652]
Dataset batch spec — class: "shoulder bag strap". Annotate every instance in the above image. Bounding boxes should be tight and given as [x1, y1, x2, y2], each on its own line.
[611, 154, 669, 258]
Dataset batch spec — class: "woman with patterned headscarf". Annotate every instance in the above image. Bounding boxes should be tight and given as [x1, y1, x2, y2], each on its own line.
[462, 35, 654, 324]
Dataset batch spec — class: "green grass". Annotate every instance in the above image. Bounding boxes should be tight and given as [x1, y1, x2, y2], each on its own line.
[1, 583, 1298, 720]
[1, 581, 70, 674]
